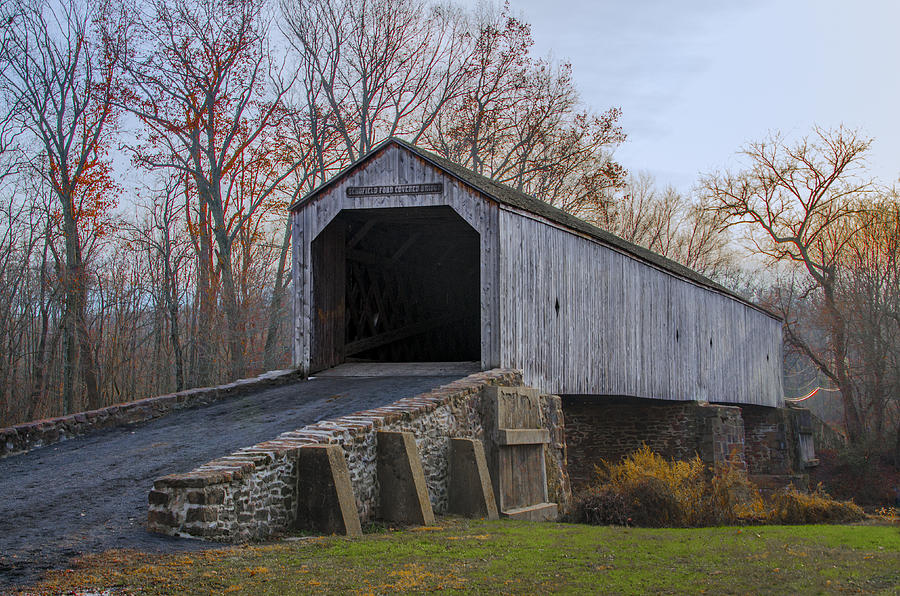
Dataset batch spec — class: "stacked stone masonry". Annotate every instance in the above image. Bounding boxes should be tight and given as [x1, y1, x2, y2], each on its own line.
[1, 369, 304, 459]
[562, 397, 817, 493]
[148, 369, 571, 541]
[742, 404, 816, 476]
[562, 397, 747, 490]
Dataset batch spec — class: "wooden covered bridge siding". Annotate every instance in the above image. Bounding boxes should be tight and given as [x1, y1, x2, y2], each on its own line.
[291, 140, 784, 407]
[499, 213, 784, 405]
[291, 144, 501, 372]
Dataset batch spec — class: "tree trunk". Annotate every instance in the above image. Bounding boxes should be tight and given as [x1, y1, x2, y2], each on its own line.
[824, 286, 864, 442]
[195, 201, 215, 386]
[61, 202, 79, 414]
[167, 269, 185, 392]
[202, 179, 244, 380]
[57, 185, 101, 414]
[263, 219, 292, 370]
[215, 229, 244, 379]
[76, 305, 101, 410]
[27, 307, 51, 421]
[27, 233, 53, 421]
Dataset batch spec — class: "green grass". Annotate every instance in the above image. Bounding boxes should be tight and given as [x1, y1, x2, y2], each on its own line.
[24, 519, 900, 595]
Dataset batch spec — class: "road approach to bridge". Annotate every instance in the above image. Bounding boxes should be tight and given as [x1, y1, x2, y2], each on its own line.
[0, 373, 464, 589]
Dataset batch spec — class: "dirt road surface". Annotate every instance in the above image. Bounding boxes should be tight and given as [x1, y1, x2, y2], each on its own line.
[0, 374, 461, 588]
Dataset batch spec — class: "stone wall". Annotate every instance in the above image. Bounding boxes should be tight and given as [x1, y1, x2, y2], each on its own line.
[148, 369, 571, 541]
[561, 397, 746, 490]
[541, 393, 572, 514]
[802, 407, 846, 452]
[0, 369, 304, 459]
[742, 404, 820, 476]
[708, 404, 747, 471]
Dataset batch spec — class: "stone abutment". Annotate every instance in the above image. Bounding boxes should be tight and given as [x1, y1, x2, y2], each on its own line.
[147, 369, 571, 541]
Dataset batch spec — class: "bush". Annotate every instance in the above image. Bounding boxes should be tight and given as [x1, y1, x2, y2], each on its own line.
[811, 440, 900, 507]
[768, 486, 865, 524]
[705, 461, 767, 525]
[594, 445, 707, 526]
[575, 446, 709, 527]
[574, 445, 866, 528]
[575, 476, 683, 527]
[617, 476, 683, 527]
[577, 485, 629, 526]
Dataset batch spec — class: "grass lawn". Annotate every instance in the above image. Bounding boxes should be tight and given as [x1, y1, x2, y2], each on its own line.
[20, 518, 900, 595]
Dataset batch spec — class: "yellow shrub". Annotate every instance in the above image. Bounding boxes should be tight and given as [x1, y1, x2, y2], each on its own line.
[768, 486, 865, 524]
[579, 445, 866, 527]
[593, 445, 714, 527]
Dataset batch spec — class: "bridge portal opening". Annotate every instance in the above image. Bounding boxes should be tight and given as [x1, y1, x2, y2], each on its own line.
[310, 206, 480, 372]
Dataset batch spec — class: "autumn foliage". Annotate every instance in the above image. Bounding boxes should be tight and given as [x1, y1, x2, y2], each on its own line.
[575, 446, 865, 527]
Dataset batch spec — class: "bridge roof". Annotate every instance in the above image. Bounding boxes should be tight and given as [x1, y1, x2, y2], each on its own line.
[290, 137, 779, 320]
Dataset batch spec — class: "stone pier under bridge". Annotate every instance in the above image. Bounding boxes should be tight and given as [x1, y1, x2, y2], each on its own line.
[562, 395, 817, 492]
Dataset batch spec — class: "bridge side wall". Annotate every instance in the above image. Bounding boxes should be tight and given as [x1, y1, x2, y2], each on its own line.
[148, 369, 570, 541]
[498, 208, 784, 406]
[742, 404, 817, 476]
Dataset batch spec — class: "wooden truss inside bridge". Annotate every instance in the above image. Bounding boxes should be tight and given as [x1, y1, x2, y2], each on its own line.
[311, 206, 480, 370]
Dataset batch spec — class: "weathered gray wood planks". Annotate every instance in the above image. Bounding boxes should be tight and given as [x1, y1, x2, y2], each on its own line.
[291, 140, 784, 407]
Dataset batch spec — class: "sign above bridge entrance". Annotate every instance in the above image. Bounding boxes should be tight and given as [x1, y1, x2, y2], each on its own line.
[346, 183, 443, 197]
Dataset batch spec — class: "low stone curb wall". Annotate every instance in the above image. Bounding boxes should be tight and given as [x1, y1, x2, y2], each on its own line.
[148, 369, 569, 542]
[0, 369, 304, 459]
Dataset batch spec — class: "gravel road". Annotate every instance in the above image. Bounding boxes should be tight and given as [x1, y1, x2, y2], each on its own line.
[0, 374, 461, 588]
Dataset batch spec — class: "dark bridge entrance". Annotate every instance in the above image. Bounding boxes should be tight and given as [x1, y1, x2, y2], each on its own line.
[310, 206, 480, 372]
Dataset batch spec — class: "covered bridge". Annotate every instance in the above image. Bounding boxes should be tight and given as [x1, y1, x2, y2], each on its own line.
[289, 138, 784, 409]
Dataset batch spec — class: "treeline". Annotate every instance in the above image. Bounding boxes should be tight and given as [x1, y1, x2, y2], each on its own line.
[0, 0, 641, 425]
[703, 128, 900, 452]
[0, 0, 896, 456]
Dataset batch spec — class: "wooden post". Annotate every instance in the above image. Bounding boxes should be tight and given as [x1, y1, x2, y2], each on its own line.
[481, 386, 558, 521]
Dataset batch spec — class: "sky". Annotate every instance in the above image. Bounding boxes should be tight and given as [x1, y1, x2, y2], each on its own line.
[494, 0, 900, 193]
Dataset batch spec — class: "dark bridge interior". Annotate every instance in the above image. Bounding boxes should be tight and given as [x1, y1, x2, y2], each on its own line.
[310, 206, 480, 371]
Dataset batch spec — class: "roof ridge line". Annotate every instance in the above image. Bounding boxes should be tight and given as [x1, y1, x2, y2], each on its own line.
[291, 137, 781, 321]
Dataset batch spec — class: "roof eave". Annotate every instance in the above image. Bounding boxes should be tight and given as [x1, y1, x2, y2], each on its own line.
[287, 137, 783, 322]
[288, 138, 398, 212]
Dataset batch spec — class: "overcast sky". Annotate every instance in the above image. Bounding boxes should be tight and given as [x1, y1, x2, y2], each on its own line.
[493, 0, 900, 192]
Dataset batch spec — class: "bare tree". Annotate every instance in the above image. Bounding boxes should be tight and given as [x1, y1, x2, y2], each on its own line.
[0, 183, 37, 420]
[597, 172, 732, 276]
[839, 196, 900, 457]
[0, 0, 125, 412]
[702, 126, 872, 441]
[124, 0, 300, 379]
[282, 0, 474, 161]
[125, 176, 193, 391]
[424, 5, 626, 215]
[260, 107, 343, 369]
